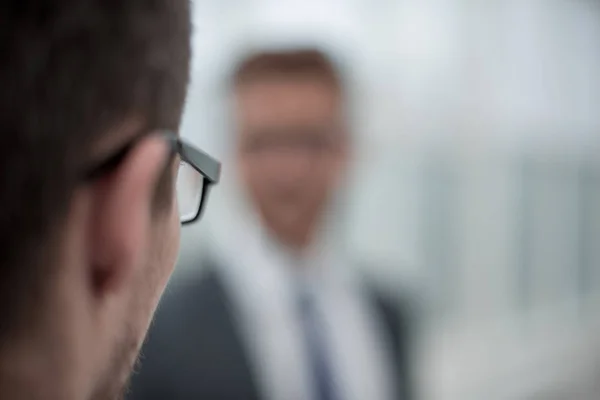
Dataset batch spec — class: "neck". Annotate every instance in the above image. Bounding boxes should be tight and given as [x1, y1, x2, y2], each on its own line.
[0, 331, 83, 400]
[272, 229, 314, 257]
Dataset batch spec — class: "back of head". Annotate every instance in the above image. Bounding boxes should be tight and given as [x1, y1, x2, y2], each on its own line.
[0, 0, 191, 347]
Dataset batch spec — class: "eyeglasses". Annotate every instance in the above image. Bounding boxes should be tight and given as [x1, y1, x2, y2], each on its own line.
[83, 131, 221, 225]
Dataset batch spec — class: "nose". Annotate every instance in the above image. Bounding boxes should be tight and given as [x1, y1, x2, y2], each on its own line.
[271, 148, 313, 185]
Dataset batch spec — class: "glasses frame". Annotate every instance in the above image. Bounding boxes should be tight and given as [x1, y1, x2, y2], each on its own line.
[83, 131, 221, 225]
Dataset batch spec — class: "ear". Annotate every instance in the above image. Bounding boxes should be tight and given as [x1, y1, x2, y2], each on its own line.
[88, 135, 170, 298]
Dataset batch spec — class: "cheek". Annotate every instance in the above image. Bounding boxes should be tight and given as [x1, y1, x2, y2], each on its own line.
[125, 205, 180, 367]
[308, 164, 340, 201]
[149, 203, 180, 302]
[240, 160, 265, 191]
[163, 201, 181, 278]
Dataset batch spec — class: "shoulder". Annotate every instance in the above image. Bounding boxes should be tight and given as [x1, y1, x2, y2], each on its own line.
[364, 282, 414, 343]
[152, 260, 226, 333]
[348, 258, 423, 349]
[352, 259, 419, 320]
[129, 260, 228, 390]
[352, 263, 419, 399]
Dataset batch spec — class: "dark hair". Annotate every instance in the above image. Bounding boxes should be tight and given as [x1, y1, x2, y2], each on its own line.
[0, 0, 191, 343]
[233, 48, 343, 92]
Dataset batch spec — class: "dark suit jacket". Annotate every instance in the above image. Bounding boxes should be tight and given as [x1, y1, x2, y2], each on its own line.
[128, 258, 413, 400]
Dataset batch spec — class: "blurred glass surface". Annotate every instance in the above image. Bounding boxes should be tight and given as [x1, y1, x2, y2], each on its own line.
[176, 1, 600, 399]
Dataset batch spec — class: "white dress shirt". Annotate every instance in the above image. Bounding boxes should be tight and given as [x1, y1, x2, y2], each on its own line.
[209, 213, 398, 400]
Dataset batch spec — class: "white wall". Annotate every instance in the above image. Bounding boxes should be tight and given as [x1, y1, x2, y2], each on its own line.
[177, 1, 600, 398]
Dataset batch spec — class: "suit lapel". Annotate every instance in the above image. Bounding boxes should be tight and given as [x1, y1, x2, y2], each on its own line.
[184, 266, 263, 400]
[367, 288, 413, 400]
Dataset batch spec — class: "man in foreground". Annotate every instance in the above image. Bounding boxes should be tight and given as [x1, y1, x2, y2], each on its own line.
[129, 48, 412, 400]
[0, 1, 220, 399]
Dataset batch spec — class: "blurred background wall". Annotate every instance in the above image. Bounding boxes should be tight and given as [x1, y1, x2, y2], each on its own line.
[175, 0, 600, 398]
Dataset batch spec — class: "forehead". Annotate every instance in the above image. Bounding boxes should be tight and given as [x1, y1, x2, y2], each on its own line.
[234, 78, 341, 128]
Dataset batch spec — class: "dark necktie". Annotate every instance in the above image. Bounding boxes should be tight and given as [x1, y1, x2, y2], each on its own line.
[296, 285, 340, 400]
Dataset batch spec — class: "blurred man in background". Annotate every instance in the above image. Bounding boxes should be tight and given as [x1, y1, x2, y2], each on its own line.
[0, 1, 219, 400]
[129, 48, 412, 400]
